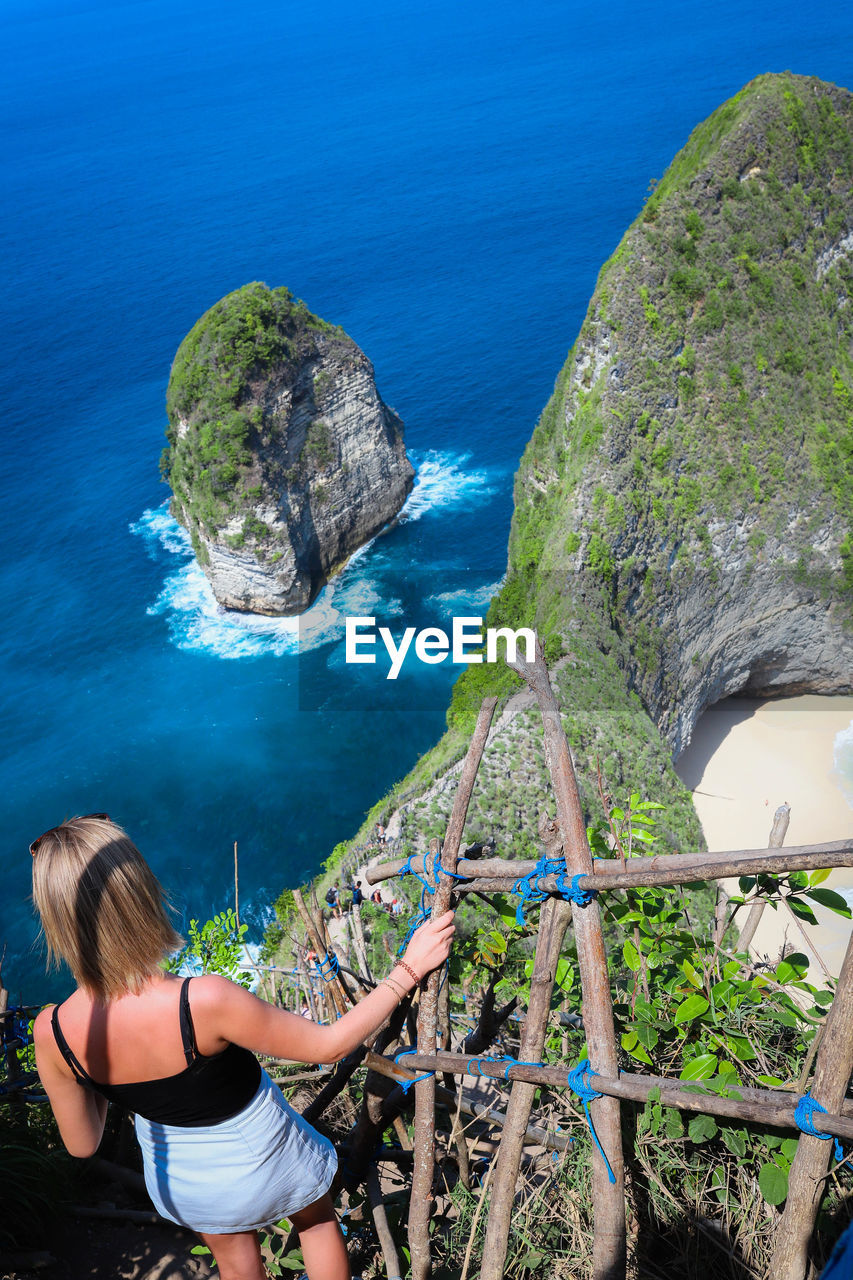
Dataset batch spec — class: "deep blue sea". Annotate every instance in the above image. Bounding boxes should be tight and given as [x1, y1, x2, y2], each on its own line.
[4, 0, 853, 1002]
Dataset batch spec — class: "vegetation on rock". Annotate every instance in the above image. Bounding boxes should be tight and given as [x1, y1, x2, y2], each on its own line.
[161, 281, 347, 566]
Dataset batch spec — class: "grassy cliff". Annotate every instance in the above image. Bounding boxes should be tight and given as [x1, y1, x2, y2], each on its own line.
[283, 74, 853, 890]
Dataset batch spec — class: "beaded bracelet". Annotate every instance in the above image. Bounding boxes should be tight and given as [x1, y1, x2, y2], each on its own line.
[395, 959, 420, 987]
[381, 976, 406, 1000]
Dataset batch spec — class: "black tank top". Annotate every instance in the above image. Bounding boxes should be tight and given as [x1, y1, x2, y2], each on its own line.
[51, 976, 262, 1126]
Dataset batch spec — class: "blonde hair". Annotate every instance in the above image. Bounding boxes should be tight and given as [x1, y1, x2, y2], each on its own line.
[31, 816, 183, 1001]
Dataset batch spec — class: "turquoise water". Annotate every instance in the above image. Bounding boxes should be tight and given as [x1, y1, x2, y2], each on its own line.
[3, 0, 852, 1001]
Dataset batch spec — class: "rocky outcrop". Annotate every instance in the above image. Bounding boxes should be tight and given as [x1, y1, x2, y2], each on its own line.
[335, 74, 853, 867]
[162, 283, 414, 614]
[506, 72, 853, 758]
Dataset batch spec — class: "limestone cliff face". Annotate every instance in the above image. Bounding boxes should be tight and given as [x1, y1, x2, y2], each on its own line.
[346, 74, 853, 867]
[508, 72, 853, 758]
[162, 283, 414, 614]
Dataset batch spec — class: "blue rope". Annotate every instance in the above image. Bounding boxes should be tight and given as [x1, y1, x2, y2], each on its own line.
[556, 871, 596, 908]
[566, 1059, 616, 1184]
[512, 857, 597, 924]
[398, 847, 467, 954]
[795, 1093, 845, 1163]
[313, 951, 339, 982]
[394, 1048, 434, 1094]
[466, 1054, 543, 1081]
[2, 1007, 31, 1049]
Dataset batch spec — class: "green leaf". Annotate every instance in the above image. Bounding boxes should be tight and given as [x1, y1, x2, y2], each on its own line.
[681, 960, 703, 989]
[680, 1054, 718, 1080]
[664, 1108, 684, 1139]
[622, 938, 642, 972]
[780, 1137, 800, 1162]
[725, 1034, 758, 1062]
[805, 887, 852, 917]
[787, 899, 818, 925]
[688, 1114, 718, 1143]
[758, 1162, 789, 1205]
[635, 1024, 659, 1050]
[674, 994, 710, 1024]
[755, 1074, 786, 1087]
[611, 807, 625, 821]
[636, 801, 665, 811]
[808, 869, 831, 886]
[721, 1127, 747, 1158]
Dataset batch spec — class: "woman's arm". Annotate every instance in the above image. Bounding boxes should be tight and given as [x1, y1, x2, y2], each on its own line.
[197, 910, 456, 1064]
[32, 1009, 108, 1158]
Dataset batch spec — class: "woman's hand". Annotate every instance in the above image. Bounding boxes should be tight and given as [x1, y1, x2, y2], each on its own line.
[399, 909, 456, 981]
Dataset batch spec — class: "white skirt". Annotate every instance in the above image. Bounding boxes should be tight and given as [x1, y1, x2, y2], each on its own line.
[134, 1067, 337, 1233]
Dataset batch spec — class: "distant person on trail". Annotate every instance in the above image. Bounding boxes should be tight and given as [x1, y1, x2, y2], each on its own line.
[30, 815, 455, 1280]
[324, 884, 341, 919]
[350, 880, 363, 910]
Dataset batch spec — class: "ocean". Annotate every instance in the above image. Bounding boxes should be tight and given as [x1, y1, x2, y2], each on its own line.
[3, 0, 852, 1002]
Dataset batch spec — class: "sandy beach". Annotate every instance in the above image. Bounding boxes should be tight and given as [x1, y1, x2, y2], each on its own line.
[676, 695, 853, 977]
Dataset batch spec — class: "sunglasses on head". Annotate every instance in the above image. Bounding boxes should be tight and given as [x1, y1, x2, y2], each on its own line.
[29, 814, 110, 858]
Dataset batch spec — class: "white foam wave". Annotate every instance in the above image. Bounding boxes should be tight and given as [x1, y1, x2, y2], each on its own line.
[401, 450, 495, 522]
[130, 504, 194, 558]
[833, 721, 853, 808]
[147, 560, 303, 659]
[427, 579, 504, 616]
[131, 447, 492, 660]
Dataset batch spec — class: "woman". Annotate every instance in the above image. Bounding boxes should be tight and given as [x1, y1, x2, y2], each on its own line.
[32, 815, 454, 1280]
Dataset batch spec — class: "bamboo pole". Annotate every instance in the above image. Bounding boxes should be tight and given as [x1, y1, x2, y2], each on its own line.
[508, 637, 626, 1280]
[389, 1051, 853, 1142]
[737, 804, 791, 952]
[479, 894, 574, 1280]
[292, 888, 349, 1018]
[367, 1167, 404, 1280]
[364, 840, 853, 890]
[409, 696, 497, 1280]
[366, 1050, 567, 1150]
[768, 926, 853, 1280]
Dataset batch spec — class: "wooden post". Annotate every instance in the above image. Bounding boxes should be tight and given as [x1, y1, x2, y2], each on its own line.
[292, 888, 349, 1019]
[367, 1167, 403, 1280]
[234, 840, 240, 928]
[479, 895, 573, 1280]
[409, 697, 497, 1280]
[365, 839, 853, 891]
[509, 637, 626, 1280]
[737, 804, 790, 952]
[768, 926, 853, 1280]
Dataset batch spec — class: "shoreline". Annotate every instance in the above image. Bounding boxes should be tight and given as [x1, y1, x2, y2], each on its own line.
[675, 695, 853, 978]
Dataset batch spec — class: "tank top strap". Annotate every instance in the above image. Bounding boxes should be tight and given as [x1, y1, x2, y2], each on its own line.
[51, 1003, 93, 1087]
[179, 976, 199, 1066]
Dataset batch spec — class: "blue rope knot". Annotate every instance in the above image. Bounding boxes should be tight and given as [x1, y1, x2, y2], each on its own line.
[393, 1048, 434, 1094]
[2, 1007, 31, 1049]
[467, 1054, 543, 1080]
[795, 1093, 845, 1163]
[512, 857, 597, 924]
[313, 951, 339, 982]
[555, 872, 596, 908]
[566, 1059, 616, 1184]
[397, 848, 467, 954]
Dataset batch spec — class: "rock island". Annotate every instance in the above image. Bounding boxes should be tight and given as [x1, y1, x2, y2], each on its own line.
[161, 283, 414, 614]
